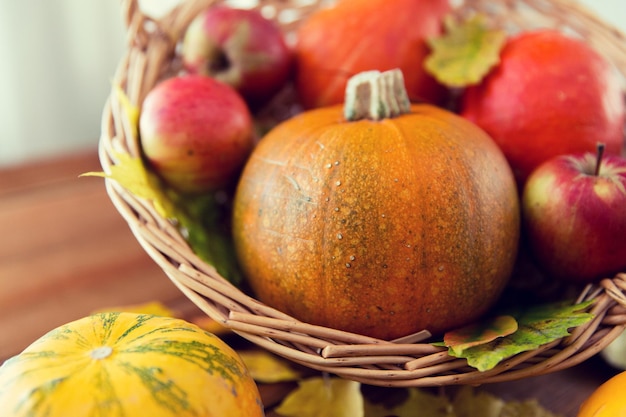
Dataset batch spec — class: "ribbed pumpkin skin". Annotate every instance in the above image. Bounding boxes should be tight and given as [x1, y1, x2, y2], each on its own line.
[233, 104, 520, 339]
[0, 313, 264, 417]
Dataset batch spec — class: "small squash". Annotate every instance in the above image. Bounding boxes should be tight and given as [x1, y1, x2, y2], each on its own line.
[0, 312, 264, 417]
[233, 69, 520, 339]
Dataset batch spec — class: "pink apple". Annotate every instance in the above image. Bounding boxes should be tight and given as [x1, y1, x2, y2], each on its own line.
[521, 144, 626, 283]
[181, 5, 293, 108]
[139, 74, 254, 194]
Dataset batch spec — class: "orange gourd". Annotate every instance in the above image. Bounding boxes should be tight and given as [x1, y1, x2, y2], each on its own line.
[233, 69, 520, 339]
[294, 0, 450, 109]
[577, 371, 626, 417]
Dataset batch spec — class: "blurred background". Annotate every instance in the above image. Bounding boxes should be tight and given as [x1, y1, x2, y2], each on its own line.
[0, 0, 624, 168]
[0, 0, 179, 168]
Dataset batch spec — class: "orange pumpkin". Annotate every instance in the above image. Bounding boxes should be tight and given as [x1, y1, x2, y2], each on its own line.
[233, 70, 520, 339]
[294, 0, 450, 110]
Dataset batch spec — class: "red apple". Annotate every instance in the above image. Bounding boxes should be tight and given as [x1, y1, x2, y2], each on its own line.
[181, 5, 293, 108]
[139, 75, 254, 194]
[460, 30, 625, 186]
[521, 144, 626, 283]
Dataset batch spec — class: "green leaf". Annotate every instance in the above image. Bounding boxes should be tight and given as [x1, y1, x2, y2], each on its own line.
[82, 153, 242, 286]
[444, 315, 518, 355]
[171, 192, 243, 286]
[275, 377, 363, 417]
[512, 299, 595, 344]
[424, 14, 507, 88]
[455, 337, 532, 372]
[444, 301, 594, 372]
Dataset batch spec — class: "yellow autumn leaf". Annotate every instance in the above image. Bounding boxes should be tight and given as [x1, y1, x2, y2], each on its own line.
[82, 85, 174, 217]
[500, 398, 561, 417]
[452, 386, 505, 417]
[425, 14, 507, 88]
[363, 385, 559, 417]
[238, 350, 302, 383]
[364, 386, 451, 417]
[275, 377, 364, 417]
[189, 315, 231, 337]
[82, 150, 244, 285]
[114, 84, 140, 138]
[444, 315, 519, 355]
[81, 151, 175, 219]
[92, 300, 177, 318]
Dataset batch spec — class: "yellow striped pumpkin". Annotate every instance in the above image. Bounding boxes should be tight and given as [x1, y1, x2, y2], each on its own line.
[0, 312, 264, 417]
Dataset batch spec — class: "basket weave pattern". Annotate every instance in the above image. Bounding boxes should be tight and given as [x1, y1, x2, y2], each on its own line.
[100, 0, 626, 387]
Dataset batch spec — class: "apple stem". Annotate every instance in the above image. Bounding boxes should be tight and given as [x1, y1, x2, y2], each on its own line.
[594, 142, 606, 176]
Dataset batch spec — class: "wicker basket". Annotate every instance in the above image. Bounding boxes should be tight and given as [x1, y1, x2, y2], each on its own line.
[100, 0, 626, 387]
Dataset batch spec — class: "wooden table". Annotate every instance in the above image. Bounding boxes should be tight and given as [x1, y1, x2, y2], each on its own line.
[0, 149, 620, 416]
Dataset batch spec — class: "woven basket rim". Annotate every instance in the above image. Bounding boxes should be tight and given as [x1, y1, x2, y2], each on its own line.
[99, 0, 626, 387]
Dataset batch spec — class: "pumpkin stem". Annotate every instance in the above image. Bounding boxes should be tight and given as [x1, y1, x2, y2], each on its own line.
[344, 69, 411, 121]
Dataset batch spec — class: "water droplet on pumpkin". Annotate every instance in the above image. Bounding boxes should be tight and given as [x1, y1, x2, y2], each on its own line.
[345, 263, 351, 268]
[438, 265, 444, 272]
[325, 197, 330, 202]
[350, 255, 356, 261]
[337, 233, 343, 240]
[381, 214, 386, 218]
[335, 180, 341, 186]
[334, 207, 339, 212]
[326, 163, 332, 169]
[382, 264, 388, 269]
